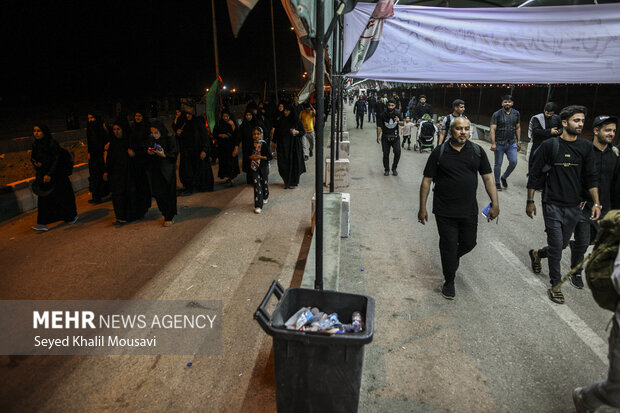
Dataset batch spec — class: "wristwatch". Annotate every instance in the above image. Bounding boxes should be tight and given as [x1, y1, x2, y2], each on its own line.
[526, 200, 535, 204]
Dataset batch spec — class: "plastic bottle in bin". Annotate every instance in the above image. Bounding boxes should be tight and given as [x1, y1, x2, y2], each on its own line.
[351, 311, 364, 332]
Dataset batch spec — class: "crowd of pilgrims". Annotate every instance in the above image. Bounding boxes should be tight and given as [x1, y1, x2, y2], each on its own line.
[30, 97, 311, 231]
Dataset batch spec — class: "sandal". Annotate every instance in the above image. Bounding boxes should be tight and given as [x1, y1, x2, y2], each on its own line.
[547, 288, 565, 304]
[529, 249, 542, 274]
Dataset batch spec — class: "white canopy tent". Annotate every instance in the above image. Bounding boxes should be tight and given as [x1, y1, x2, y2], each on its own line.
[343, 3, 620, 83]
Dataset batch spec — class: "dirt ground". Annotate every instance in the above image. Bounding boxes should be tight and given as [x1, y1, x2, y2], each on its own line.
[0, 140, 89, 187]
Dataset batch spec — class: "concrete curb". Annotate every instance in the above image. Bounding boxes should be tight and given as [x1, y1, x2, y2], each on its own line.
[0, 163, 89, 222]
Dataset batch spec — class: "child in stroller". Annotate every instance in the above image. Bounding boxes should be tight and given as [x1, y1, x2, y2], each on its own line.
[414, 114, 437, 153]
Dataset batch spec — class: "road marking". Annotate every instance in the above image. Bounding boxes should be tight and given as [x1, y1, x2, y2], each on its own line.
[493, 241, 608, 365]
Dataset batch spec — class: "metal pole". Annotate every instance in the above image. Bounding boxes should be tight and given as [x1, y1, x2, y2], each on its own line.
[211, 0, 220, 77]
[545, 84, 552, 104]
[314, 0, 326, 291]
[329, 5, 337, 192]
[476, 85, 483, 124]
[339, 15, 344, 144]
[592, 84, 599, 115]
[270, 0, 279, 105]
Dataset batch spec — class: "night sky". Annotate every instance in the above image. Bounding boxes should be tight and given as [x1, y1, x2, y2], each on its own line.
[1, 0, 300, 103]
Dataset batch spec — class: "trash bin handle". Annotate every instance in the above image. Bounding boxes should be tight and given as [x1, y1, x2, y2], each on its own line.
[254, 280, 285, 333]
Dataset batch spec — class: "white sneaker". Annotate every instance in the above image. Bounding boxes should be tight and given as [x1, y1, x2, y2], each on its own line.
[263, 198, 269, 204]
[254, 208, 262, 214]
[32, 224, 49, 231]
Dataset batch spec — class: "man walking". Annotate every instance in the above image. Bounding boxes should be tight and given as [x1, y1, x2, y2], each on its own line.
[527, 101, 562, 165]
[413, 95, 433, 121]
[527, 105, 600, 304]
[418, 117, 499, 299]
[490, 95, 521, 191]
[377, 99, 403, 176]
[569, 115, 619, 289]
[437, 99, 467, 145]
[299, 103, 316, 161]
[367, 93, 376, 123]
[353, 96, 367, 129]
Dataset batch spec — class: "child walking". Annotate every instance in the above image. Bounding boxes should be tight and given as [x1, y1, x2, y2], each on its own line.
[250, 127, 270, 214]
[401, 116, 415, 150]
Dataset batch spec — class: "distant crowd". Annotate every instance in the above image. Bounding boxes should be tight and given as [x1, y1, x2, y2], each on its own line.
[29, 95, 321, 231]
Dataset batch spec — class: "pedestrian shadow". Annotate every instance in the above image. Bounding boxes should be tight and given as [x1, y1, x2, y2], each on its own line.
[72, 208, 111, 225]
[174, 206, 221, 223]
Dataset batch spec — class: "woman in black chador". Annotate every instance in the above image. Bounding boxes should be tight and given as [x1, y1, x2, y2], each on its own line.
[86, 113, 109, 203]
[274, 105, 306, 188]
[130, 111, 152, 210]
[147, 121, 179, 226]
[213, 111, 240, 186]
[104, 119, 149, 224]
[178, 110, 214, 194]
[30, 124, 78, 231]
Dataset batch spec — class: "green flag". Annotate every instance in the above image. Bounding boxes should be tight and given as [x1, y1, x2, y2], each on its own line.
[205, 77, 221, 135]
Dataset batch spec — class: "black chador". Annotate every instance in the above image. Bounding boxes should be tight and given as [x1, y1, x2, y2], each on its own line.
[106, 120, 149, 223]
[275, 108, 306, 188]
[178, 113, 214, 193]
[130, 113, 152, 210]
[213, 113, 240, 183]
[31, 124, 77, 225]
[239, 111, 267, 184]
[86, 114, 109, 202]
[147, 122, 179, 223]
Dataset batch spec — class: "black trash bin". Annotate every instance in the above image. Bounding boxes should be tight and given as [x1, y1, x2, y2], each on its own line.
[255, 281, 374, 413]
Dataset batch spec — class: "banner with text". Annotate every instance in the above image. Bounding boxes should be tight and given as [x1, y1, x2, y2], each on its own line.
[343, 3, 620, 84]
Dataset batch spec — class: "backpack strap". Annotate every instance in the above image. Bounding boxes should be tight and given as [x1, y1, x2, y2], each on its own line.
[541, 137, 559, 174]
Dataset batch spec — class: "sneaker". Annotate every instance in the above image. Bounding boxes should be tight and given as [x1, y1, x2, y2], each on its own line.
[392, 170, 398, 176]
[501, 176, 508, 188]
[529, 249, 542, 274]
[254, 208, 262, 214]
[496, 183, 502, 192]
[163, 218, 174, 227]
[572, 388, 593, 413]
[263, 198, 269, 204]
[32, 224, 49, 232]
[384, 170, 390, 176]
[441, 281, 455, 300]
[67, 216, 78, 224]
[304, 155, 309, 161]
[570, 274, 584, 289]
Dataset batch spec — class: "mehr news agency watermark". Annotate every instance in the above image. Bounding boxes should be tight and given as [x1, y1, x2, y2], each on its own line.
[0, 300, 222, 355]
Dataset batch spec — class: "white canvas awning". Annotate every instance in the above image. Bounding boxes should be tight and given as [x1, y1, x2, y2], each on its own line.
[343, 3, 620, 83]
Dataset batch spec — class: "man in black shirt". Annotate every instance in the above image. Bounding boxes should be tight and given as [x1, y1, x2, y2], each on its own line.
[413, 95, 433, 121]
[353, 96, 367, 129]
[490, 95, 521, 191]
[367, 93, 377, 123]
[569, 115, 618, 289]
[527, 105, 600, 304]
[418, 117, 499, 300]
[377, 99, 403, 176]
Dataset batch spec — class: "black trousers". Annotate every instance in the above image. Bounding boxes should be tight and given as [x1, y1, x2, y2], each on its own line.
[381, 136, 401, 171]
[88, 153, 108, 200]
[356, 113, 364, 128]
[251, 167, 269, 208]
[435, 214, 478, 282]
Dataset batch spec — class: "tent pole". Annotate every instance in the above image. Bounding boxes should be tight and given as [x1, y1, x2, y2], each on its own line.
[477, 85, 483, 124]
[329, 3, 337, 192]
[545, 84, 552, 104]
[270, 0, 279, 105]
[315, 0, 326, 291]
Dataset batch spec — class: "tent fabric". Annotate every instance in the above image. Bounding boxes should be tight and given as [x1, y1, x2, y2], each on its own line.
[343, 3, 620, 83]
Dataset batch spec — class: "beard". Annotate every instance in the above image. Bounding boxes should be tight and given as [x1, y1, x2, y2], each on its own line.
[565, 125, 582, 136]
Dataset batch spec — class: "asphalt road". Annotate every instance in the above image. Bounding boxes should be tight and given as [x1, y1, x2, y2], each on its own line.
[338, 106, 619, 413]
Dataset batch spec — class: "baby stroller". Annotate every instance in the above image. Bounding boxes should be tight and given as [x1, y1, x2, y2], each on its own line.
[413, 115, 436, 153]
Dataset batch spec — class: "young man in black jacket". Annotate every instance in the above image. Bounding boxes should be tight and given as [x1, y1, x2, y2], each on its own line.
[568, 115, 618, 289]
[526, 105, 601, 304]
[376, 99, 403, 176]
